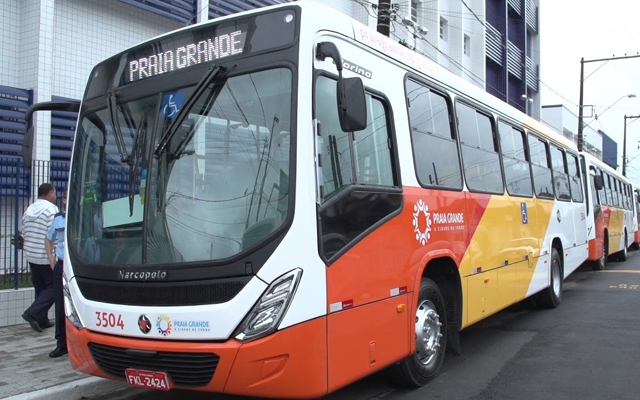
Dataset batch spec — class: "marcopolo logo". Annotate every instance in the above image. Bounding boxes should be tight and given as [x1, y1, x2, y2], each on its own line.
[138, 314, 152, 334]
[342, 59, 372, 79]
[118, 270, 168, 281]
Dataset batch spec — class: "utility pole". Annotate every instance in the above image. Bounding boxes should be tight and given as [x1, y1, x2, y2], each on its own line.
[623, 114, 640, 176]
[376, 0, 391, 37]
[577, 53, 640, 151]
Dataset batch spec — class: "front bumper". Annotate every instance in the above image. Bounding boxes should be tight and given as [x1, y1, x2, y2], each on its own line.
[66, 316, 328, 399]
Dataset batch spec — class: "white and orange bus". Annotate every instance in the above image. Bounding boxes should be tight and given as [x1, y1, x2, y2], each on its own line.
[581, 152, 634, 269]
[631, 185, 640, 250]
[24, 2, 589, 398]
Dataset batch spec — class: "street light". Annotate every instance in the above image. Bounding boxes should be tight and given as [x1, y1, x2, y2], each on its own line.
[623, 114, 640, 176]
[576, 54, 640, 151]
[584, 94, 636, 129]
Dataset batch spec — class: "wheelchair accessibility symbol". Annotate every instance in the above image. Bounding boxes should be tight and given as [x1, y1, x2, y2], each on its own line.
[161, 91, 184, 119]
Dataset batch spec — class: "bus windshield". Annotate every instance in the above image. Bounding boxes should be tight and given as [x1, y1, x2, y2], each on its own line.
[67, 68, 293, 267]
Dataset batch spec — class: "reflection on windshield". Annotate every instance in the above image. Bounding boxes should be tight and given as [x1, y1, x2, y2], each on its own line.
[154, 68, 292, 262]
[67, 68, 293, 266]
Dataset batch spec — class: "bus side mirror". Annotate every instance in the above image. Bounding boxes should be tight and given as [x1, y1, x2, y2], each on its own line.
[593, 175, 604, 191]
[337, 77, 367, 132]
[315, 42, 367, 133]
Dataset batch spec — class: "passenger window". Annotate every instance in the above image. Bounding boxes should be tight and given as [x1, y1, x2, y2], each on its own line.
[527, 134, 554, 199]
[456, 102, 503, 194]
[566, 154, 583, 203]
[405, 80, 462, 189]
[550, 145, 571, 201]
[498, 121, 532, 197]
[603, 174, 612, 206]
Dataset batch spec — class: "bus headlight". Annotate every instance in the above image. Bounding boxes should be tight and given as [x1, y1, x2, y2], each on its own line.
[235, 268, 302, 342]
[63, 275, 84, 330]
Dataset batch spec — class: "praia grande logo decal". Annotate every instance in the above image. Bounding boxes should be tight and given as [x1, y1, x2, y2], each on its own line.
[413, 199, 466, 246]
[156, 314, 172, 336]
[413, 199, 432, 246]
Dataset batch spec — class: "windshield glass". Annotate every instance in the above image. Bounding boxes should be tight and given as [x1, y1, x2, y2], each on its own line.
[67, 68, 293, 266]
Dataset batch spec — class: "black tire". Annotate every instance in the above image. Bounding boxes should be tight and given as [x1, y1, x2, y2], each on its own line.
[631, 242, 640, 251]
[618, 232, 628, 262]
[533, 247, 563, 309]
[386, 277, 447, 387]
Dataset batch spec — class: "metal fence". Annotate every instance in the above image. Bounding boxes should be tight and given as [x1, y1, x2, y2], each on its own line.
[1, 157, 68, 289]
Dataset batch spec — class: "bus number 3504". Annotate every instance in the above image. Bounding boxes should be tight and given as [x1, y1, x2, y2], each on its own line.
[95, 311, 125, 329]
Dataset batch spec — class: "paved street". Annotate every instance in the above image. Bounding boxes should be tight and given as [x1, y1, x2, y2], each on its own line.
[88, 251, 640, 400]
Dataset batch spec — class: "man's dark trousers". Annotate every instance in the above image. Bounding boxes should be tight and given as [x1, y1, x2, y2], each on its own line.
[53, 260, 66, 350]
[24, 263, 54, 326]
[29, 262, 53, 299]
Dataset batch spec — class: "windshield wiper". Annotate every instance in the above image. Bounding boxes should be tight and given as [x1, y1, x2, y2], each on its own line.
[153, 64, 236, 159]
[128, 112, 147, 216]
[106, 86, 130, 163]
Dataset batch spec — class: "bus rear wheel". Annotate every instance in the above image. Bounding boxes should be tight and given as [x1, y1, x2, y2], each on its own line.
[386, 277, 447, 387]
[532, 247, 563, 309]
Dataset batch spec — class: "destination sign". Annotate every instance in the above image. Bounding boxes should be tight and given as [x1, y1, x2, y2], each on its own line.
[127, 30, 246, 83]
[83, 8, 299, 98]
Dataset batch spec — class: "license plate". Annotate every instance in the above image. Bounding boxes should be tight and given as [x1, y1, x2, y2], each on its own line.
[125, 368, 170, 391]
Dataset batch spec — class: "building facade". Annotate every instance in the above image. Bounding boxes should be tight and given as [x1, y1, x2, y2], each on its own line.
[338, 0, 541, 118]
[541, 104, 605, 162]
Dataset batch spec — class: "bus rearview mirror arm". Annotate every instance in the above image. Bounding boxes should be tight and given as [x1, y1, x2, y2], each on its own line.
[315, 42, 367, 132]
[22, 100, 81, 170]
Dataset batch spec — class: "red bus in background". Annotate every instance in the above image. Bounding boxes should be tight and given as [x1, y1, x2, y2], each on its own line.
[582, 152, 635, 269]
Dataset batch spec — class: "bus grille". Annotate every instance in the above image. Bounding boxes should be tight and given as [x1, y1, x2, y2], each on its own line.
[75, 277, 248, 306]
[88, 342, 220, 387]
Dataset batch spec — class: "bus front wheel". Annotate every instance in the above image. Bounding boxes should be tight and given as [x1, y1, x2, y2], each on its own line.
[386, 277, 447, 387]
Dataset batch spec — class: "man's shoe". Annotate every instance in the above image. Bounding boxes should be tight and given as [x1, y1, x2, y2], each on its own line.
[49, 347, 68, 358]
[22, 313, 43, 332]
[40, 320, 54, 329]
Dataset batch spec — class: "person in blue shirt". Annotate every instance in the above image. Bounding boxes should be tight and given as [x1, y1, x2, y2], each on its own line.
[45, 188, 67, 358]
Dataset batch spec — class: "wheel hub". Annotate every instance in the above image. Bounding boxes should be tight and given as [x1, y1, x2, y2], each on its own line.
[415, 300, 442, 365]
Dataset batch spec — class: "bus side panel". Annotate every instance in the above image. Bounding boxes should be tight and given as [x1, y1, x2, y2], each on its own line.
[462, 195, 547, 327]
[608, 208, 625, 253]
[326, 295, 410, 392]
[587, 206, 605, 261]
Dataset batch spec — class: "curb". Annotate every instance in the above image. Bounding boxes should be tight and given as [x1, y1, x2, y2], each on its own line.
[5, 377, 130, 400]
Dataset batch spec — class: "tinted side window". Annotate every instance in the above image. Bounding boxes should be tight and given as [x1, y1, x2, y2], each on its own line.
[315, 75, 401, 261]
[566, 153, 584, 202]
[406, 80, 462, 189]
[550, 145, 571, 201]
[498, 121, 532, 197]
[316, 76, 395, 198]
[527, 134, 554, 199]
[456, 102, 503, 193]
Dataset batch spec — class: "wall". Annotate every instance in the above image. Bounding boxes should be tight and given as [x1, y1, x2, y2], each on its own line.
[601, 130, 618, 170]
[0, 0, 20, 87]
[52, 0, 184, 100]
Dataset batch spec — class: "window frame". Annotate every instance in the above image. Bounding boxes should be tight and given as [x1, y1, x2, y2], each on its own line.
[527, 132, 555, 200]
[405, 76, 463, 192]
[497, 118, 533, 198]
[566, 151, 584, 203]
[454, 99, 505, 195]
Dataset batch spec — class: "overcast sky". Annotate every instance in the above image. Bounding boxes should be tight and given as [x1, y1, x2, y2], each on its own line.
[539, 1, 640, 183]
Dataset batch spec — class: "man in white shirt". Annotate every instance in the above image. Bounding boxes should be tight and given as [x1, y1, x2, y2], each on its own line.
[21, 183, 59, 332]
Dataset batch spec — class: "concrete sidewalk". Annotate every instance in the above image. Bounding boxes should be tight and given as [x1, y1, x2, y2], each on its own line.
[0, 322, 128, 399]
